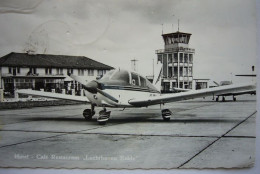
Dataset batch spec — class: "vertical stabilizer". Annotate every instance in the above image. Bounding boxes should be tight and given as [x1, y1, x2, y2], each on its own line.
[153, 62, 163, 92]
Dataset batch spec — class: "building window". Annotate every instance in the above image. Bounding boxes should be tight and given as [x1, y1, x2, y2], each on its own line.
[180, 67, 183, 76]
[180, 53, 183, 63]
[168, 54, 172, 63]
[88, 69, 94, 76]
[8, 67, 12, 74]
[45, 68, 52, 75]
[174, 53, 178, 62]
[67, 68, 73, 75]
[56, 68, 63, 75]
[98, 70, 103, 76]
[188, 67, 192, 76]
[189, 54, 193, 63]
[173, 67, 178, 76]
[184, 67, 188, 76]
[184, 54, 188, 63]
[158, 54, 162, 63]
[78, 69, 84, 76]
[17, 67, 20, 74]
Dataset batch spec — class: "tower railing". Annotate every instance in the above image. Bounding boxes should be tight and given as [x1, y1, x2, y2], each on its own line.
[155, 47, 195, 54]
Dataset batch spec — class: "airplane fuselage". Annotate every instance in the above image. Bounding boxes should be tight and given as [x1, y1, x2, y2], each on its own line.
[84, 86, 160, 108]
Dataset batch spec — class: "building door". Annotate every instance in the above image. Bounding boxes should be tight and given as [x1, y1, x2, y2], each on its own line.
[35, 79, 44, 90]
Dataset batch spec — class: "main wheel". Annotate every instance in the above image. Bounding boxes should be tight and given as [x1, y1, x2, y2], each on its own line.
[162, 109, 171, 121]
[83, 109, 95, 120]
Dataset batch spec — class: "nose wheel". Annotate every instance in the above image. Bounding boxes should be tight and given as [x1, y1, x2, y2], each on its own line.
[83, 104, 95, 120]
[97, 109, 111, 125]
[83, 109, 95, 120]
[162, 109, 171, 121]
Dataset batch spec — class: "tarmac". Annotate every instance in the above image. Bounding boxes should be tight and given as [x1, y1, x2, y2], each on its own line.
[0, 94, 256, 169]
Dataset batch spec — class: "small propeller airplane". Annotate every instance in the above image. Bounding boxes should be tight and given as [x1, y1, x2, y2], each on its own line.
[212, 80, 256, 102]
[17, 63, 256, 125]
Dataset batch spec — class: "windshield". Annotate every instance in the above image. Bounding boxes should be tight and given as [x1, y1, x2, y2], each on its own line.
[99, 70, 115, 81]
[99, 69, 130, 85]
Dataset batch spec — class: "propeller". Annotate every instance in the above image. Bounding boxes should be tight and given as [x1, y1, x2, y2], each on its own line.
[68, 74, 118, 103]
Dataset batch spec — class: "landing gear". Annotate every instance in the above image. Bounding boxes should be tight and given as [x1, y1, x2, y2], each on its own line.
[222, 96, 226, 102]
[216, 96, 219, 102]
[162, 109, 172, 121]
[83, 104, 95, 120]
[233, 96, 237, 101]
[97, 108, 111, 125]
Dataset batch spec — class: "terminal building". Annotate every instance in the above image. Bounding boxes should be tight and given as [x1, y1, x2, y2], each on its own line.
[155, 31, 208, 92]
[0, 52, 113, 96]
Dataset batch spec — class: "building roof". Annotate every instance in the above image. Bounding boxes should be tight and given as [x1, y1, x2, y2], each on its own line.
[162, 31, 192, 37]
[0, 52, 114, 70]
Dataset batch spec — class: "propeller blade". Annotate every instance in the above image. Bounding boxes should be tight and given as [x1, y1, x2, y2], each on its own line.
[69, 73, 98, 93]
[68, 74, 117, 102]
[97, 89, 118, 103]
[69, 73, 88, 86]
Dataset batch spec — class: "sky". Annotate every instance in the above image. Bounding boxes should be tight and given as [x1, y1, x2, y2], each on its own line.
[0, 0, 257, 84]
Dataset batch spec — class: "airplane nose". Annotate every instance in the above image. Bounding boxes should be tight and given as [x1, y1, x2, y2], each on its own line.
[84, 80, 101, 93]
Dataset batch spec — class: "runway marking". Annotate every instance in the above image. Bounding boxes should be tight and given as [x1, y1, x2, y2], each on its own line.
[177, 110, 257, 168]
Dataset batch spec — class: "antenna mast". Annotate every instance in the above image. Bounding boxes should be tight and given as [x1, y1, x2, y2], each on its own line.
[178, 19, 180, 31]
[161, 24, 164, 34]
[131, 59, 138, 72]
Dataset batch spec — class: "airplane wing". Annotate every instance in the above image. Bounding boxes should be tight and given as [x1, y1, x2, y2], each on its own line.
[16, 89, 89, 102]
[129, 83, 256, 107]
[216, 89, 256, 96]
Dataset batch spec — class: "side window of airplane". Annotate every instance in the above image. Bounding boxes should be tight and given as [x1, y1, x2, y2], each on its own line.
[139, 76, 147, 88]
[131, 73, 140, 86]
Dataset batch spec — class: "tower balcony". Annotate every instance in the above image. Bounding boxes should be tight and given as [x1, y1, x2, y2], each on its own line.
[155, 47, 195, 54]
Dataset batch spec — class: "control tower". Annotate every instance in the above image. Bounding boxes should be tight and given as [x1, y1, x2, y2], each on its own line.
[156, 31, 195, 92]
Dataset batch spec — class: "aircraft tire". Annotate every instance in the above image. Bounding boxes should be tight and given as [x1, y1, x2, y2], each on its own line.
[162, 109, 171, 121]
[83, 109, 93, 120]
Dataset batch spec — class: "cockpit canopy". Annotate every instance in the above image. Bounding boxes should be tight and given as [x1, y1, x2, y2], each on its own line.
[99, 69, 158, 91]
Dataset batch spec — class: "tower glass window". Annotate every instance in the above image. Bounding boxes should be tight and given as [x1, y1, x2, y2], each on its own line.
[168, 54, 172, 63]
[189, 54, 193, 63]
[158, 54, 162, 63]
[174, 53, 178, 62]
[180, 53, 183, 63]
[184, 54, 188, 63]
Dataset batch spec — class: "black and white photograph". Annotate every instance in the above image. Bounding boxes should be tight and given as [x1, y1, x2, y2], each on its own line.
[0, 0, 258, 171]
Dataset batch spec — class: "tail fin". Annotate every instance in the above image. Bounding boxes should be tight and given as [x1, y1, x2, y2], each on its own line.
[153, 62, 162, 92]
